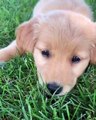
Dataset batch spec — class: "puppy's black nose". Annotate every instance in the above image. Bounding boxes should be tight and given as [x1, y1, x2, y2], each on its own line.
[47, 83, 63, 94]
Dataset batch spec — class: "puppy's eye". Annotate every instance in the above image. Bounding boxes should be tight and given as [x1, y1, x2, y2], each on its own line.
[41, 50, 50, 58]
[72, 56, 81, 63]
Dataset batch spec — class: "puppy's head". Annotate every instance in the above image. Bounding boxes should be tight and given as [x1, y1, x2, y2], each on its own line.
[16, 11, 96, 95]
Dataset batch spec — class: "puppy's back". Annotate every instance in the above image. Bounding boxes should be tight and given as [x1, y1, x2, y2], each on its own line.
[33, 0, 92, 19]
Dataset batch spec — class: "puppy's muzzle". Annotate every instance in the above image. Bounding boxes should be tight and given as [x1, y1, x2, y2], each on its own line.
[47, 83, 63, 94]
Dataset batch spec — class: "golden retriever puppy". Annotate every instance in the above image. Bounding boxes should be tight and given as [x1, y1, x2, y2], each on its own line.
[0, 0, 96, 95]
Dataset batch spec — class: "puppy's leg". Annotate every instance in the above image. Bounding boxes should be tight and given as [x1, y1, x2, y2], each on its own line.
[0, 40, 23, 62]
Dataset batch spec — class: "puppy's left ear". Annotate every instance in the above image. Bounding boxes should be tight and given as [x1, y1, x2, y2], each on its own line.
[16, 17, 40, 54]
[90, 44, 96, 64]
[90, 23, 96, 64]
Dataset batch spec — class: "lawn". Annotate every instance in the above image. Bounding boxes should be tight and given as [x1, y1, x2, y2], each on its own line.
[0, 0, 96, 120]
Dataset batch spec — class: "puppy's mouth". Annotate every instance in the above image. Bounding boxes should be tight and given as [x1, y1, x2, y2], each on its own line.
[59, 85, 74, 96]
[38, 79, 75, 96]
[38, 73, 76, 96]
[44, 85, 74, 98]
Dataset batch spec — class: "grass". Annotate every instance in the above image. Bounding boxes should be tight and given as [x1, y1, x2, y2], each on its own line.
[0, 0, 96, 119]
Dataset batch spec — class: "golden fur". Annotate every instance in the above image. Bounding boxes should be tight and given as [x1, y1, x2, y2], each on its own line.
[0, 0, 96, 95]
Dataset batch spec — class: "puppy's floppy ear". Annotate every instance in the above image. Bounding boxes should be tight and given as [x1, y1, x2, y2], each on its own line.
[90, 44, 96, 64]
[90, 23, 96, 64]
[16, 18, 40, 54]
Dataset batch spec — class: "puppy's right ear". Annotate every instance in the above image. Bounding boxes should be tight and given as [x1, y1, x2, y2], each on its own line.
[16, 18, 40, 54]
